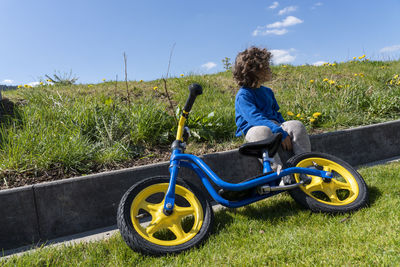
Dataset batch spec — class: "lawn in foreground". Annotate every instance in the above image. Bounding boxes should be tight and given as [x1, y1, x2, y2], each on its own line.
[2, 162, 399, 266]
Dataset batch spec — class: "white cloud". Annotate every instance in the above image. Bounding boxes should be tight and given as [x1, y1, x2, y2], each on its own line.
[313, 61, 327, 66]
[267, 16, 303, 28]
[269, 1, 279, 9]
[1, 79, 14, 85]
[379, 45, 400, 53]
[278, 6, 297, 15]
[311, 2, 323, 9]
[253, 28, 288, 36]
[28, 81, 40, 87]
[253, 16, 303, 36]
[270, 49, 296, 64]
[201, 62, 217, 70]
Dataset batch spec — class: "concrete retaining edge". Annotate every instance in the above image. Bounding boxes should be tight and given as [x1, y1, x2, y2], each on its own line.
[1, 119, 400, 251]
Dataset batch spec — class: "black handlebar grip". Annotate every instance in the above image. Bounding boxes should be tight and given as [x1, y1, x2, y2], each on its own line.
[183, 83, 203, 112]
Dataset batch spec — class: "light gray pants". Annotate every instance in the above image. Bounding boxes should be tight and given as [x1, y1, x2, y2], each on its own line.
[245, 120, 311, 169]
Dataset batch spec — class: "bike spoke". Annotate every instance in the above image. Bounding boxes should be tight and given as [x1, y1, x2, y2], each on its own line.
[304, 176, 324, 193]
[331, 179, 352, 191]
[138, 201, 163, 215]
[174, 205, 195, 218]
[169, 224, 186, 240]
[146, 216, 165, 235]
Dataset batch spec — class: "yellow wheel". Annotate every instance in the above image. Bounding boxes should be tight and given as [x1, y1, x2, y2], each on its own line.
[286, 152, 368, 213]
[117, 177, 213, 255]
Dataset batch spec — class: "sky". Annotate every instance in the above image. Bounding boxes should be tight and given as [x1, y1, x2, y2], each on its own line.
[1, 0, 400, 86]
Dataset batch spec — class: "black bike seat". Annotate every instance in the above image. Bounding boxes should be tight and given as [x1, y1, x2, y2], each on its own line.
[238, 132, 282, 158]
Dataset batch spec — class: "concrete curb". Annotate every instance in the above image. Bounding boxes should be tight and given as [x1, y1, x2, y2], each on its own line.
[1, 120, 400, 251]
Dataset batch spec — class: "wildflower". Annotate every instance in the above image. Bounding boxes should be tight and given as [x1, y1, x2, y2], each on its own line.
[88, 84, 93, 88]
[323, 78, 329, 82]
[394, 74, 399, 79]
[353, 57, 357, 60]
[24, 84, 29, 88]
[102, 78, 106, 82]
[338, 85, 343, 89]
[389, 80, 393, 85]
[381, 66, 386, 69]
[287, 111, 294, 116]
[312, 112, 322, 118]
[359, 55, 366, 59]
[310, 118, 316, 123]
[139, 80, 143, 82]
[46, 79, 52, 82]
[309, 80, 314, 83]
[283, 65, 287, 68]
[328, 80, 335, 85]
[354, 73, 358, 77]
[359, 73, 364, 77]
[332, 63, 336, 66]
[153, 86, 158, 90]
[18, 85, 22, 88]
[296, 113, 301, 118]
[180, 74, 184, 77]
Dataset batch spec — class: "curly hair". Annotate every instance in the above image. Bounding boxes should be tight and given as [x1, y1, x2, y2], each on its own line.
[232, 47, 272, 88]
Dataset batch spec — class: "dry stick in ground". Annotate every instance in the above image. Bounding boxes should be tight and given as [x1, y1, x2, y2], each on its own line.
[123, 52, 131, 107]
[162, 43, 178, 124]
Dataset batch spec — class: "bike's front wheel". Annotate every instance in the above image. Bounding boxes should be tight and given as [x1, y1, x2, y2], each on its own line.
[117, 176, 214, 255]
[286, 152, 369, 213]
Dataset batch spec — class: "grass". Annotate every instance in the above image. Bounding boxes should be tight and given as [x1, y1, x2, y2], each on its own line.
[1, 58, 400, 188]
[2, 161, 400, 266]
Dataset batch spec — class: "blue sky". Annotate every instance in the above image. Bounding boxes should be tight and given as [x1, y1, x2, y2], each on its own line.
[1, 0, 400, 86]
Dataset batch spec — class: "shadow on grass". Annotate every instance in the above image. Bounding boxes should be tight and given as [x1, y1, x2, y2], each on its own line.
[366, 185, 381, 207]
[235, 198, 304, 225]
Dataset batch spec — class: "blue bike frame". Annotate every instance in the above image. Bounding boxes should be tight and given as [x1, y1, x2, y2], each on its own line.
[163, 148, 333, 211]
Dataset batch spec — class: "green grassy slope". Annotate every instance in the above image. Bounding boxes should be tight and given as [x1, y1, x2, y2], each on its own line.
[0, 59, 399, 188]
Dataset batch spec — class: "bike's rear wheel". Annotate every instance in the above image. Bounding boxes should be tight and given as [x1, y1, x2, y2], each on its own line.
[117, 176, 213, 255]
[286, 152, 368, 213]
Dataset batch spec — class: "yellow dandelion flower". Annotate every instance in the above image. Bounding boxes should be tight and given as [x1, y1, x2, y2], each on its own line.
[397, 81, 400, 85]
[354, 73, 358, 77]
[282, 65, 287, 68]
[332, 63, 336, 66]
[88, 84, 93, 87]
[47, 79, 52, 82]
[180, 74, 184, 77]
[389, 80, 393, 85]
[18, 85, 22, 88]
[40, 82, 44, 85]
[359, 55, 366, 59]
[309, 80, 314, 83]
[310, 118, 316, 123]
[338, 85, 343, 89]
[300, 117, 304, 120]
[312, 112, 322, 118]
[328, 80, 335, 85]
[353, 57, 356, 60]
[24, 84, 29, 88]
[394, 74, 399, 79]
[102, 78, 106, 82]
[323, 78, 329, 82]
[287, 111, 294, 116]
[153, 86, 158, 90]
[139, 80, 143, 82]
[296, 113, 301, 118]
[359, 73, 364, 77]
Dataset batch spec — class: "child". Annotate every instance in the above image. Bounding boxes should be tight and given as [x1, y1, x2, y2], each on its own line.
[233, 46, 311, 168]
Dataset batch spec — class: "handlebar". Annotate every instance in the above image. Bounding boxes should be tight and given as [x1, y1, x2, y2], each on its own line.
[175, 83, 203, 143]
[183, 83, 203, 113]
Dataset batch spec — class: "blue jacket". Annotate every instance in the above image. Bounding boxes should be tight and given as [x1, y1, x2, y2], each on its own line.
[235, 86, 288, 139]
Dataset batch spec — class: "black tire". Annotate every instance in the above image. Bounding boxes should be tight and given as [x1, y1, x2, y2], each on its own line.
[117, 176, 214, 255]
[285, 152, 369, 213]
